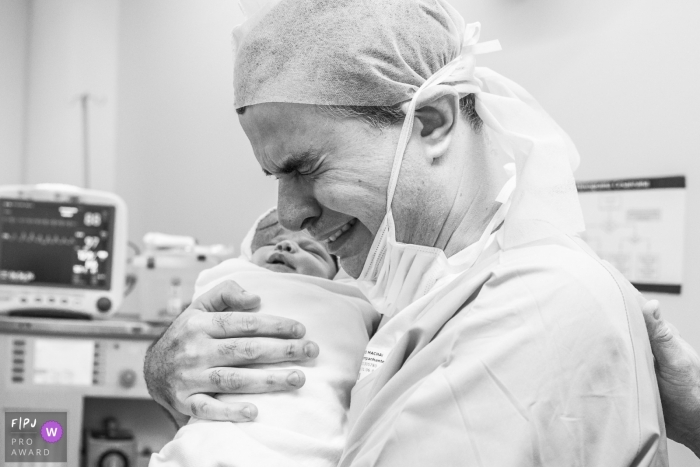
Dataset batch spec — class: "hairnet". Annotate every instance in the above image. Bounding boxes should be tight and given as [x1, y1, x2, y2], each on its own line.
[233, 0, 465, 108]
[233, 0, 586, 248]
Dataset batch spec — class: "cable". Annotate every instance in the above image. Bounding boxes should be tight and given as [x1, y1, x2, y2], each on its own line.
[124, 241, 141, 297]
[124, 273, 137, 297]
[127, 241, 141, 257]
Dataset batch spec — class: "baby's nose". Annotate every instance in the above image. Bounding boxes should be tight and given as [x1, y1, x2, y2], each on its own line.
[275, 239, 298, 253]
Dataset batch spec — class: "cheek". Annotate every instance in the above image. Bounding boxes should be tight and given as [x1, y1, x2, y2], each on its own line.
[314, 169, 389, 228]
[296, 253, 328, 276]
[250, 247, 271, 264]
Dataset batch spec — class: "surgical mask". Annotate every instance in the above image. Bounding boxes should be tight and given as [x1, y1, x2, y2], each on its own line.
[356, 197, 511, 318]
[356, 27, 506, 318]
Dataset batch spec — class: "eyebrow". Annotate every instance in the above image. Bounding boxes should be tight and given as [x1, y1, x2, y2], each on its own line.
[262, 151, 320, 177]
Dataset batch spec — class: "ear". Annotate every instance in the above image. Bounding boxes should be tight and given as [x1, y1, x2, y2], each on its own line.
[402, 86, 460, 162]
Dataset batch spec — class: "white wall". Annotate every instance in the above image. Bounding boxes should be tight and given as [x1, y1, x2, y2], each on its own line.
[454, 0, 700, 464]
[115, 0, 276, 248]
[0, 0, 29, 185]
[23, 0, 120, 191]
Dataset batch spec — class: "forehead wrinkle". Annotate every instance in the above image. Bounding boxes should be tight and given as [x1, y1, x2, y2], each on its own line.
[272, 148, 327, 175]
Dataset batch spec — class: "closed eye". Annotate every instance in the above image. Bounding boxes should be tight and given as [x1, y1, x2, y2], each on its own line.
[262, 169, 280, 180]
[262, 151, 323, 179]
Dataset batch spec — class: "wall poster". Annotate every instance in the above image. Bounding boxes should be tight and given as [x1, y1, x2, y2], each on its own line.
[577, 176, 686, 294]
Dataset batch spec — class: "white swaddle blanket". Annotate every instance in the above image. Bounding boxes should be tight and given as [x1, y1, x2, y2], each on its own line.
[150, 258, 378, 467]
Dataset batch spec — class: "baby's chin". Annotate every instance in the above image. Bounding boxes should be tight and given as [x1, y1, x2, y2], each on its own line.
[261, 262, 297, 274]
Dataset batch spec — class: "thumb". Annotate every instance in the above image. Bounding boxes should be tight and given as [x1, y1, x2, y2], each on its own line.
[194, 280, 261, 312]
[642, 300, 679, 363]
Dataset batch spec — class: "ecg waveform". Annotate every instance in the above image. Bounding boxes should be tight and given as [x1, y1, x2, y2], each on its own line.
[3, 216, 77, 228]
[1, 231, 77, 246]
[0, 269, 35, 283]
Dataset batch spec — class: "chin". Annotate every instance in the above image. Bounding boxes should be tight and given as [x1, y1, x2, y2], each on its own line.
[334, 221, 374, 279]
[339, 254, 366, 279]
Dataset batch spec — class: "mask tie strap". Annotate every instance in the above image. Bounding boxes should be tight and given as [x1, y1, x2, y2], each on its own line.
[384, 22, 501, 218]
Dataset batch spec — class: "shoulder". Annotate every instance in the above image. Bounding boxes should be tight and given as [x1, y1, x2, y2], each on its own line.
[450, 234, 639, 359]
[486, 234, 629, 313]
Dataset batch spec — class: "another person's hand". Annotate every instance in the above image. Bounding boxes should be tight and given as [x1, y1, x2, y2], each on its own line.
[642, 299, 700, 457]
[144, 280, 319, 425]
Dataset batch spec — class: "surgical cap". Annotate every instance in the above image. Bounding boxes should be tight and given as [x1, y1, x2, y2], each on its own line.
[233, 0, 466, 108]
[233, 0, 586, 248]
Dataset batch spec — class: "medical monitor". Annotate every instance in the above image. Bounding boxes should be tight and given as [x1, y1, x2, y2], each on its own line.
[0, 184, 127, 318]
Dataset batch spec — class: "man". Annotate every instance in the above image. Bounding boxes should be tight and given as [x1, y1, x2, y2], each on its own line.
[144, 0, 700, 463]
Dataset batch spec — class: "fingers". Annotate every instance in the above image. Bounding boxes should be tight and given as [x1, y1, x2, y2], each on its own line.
[209, 337, 319, 366]
[202, 367, 306, 394]
[638, 296, 672, 338]
[640, 299, 690, 372]
[184, 393, 258, 422]
[199, 311, 307, 340]
[193, 280, 261, 313]
[640, 299, 680, 337]
[642, 299, 676, 344]
[641, 299, 661, 336]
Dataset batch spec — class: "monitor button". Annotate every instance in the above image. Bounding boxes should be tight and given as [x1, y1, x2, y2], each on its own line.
[119, 369, 137, 389]
[96, 297, 112, 313]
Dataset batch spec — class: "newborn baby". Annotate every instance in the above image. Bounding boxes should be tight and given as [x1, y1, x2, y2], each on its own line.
[150, 209, 378, 467]
[251, 228, 338, 279]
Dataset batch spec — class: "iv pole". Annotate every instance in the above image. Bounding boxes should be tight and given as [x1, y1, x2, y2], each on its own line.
[79, 93, 91, 189]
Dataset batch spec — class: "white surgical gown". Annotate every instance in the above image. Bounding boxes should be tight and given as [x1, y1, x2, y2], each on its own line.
[341, 232, 667, 466]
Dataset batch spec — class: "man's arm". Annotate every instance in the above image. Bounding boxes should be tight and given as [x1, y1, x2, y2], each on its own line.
[143, 280, 319, 423]
[642, 300, 700, 457]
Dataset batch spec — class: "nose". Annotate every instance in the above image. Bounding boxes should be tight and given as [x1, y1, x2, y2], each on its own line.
[275, 239, 298, 253]
[277, 177, 320, 232]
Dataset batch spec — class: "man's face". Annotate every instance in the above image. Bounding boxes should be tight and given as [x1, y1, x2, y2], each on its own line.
[251, 230, 337, 279]
[239, 103, 401, 278]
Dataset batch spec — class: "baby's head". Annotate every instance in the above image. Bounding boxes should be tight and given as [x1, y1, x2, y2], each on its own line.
[251, 228, 338, 280]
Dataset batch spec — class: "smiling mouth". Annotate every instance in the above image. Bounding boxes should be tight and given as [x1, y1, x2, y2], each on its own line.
[323, 218, 357, 244]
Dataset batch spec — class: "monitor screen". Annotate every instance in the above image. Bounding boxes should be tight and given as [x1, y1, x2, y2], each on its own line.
[0, 199, 115, 290]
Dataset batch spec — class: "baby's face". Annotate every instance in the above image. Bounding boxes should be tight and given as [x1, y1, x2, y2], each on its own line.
[251, 230, 337, 279]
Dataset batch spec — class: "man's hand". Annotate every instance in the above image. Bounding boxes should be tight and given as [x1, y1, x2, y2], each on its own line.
[144, 280, 319, 425]
[642, 299, 700, 456]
